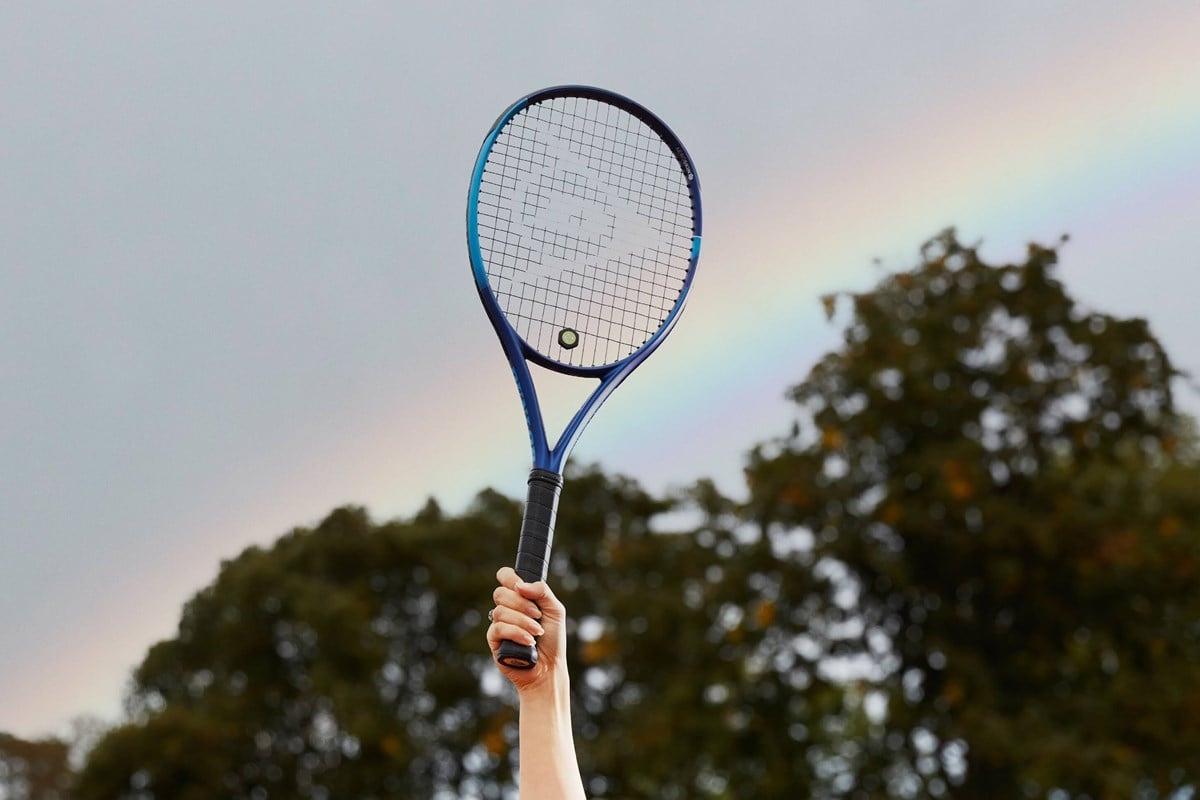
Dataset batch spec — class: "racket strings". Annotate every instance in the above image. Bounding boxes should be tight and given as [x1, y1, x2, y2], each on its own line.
[476, 95, 696, 368]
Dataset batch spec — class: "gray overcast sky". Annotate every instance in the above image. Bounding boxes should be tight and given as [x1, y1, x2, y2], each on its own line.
[3, 2, 1198, 737]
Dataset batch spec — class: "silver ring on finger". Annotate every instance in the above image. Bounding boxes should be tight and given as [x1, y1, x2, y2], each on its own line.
[487, 608, 495, 622]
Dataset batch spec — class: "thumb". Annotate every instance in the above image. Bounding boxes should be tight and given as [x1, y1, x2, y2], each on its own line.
[517, 579, 561, 608]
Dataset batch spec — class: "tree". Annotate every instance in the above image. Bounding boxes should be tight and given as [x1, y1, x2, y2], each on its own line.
[77, 494, 523, 799]
[76, 469, 853, 799]
[545, 474, 850, 799]
[0, 731, 73, 800]
[745, 230, 1200, 798]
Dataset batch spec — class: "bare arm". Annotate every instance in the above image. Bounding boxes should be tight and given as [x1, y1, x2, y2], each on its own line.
[487, 567, 587, 800]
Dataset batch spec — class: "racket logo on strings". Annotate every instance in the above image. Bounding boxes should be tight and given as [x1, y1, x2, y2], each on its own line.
[506, 141, 660, 286]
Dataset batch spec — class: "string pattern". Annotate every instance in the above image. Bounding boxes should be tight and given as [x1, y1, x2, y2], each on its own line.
[475, 95, 696, 368]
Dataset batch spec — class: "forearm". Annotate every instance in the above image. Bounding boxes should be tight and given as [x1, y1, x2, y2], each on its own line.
[517, 674, 586, 800]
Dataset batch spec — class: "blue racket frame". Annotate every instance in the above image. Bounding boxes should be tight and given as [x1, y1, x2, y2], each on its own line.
[466, 85, 703, 475]
[467, 86, 701, 668]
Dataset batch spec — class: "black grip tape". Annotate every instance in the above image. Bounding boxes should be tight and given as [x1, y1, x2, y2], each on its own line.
[496, 468, 563, 670]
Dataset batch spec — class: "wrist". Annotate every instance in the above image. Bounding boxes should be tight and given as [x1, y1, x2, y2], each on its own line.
[518, 669, 571, 707]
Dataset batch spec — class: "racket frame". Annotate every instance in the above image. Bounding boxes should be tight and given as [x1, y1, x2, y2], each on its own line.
[466, 86, 702, 667]
[466, 85, 703, 474]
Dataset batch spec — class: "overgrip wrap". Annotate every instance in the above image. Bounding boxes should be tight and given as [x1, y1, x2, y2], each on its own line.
[514, 468, 563, 583]
[496, 468, 564, 669]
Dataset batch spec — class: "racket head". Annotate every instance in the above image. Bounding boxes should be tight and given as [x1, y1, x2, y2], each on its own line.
[466, 86, 702, 378]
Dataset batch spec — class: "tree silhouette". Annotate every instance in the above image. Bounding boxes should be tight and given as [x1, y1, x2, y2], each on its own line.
[0, 732, 73, 800]
[78, 495, 521, 799]
[746, 230, 1200, 797]
[77, 471, 855, 798]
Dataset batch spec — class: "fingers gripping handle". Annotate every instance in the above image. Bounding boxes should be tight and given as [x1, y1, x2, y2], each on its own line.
[497, 469, 563, 669]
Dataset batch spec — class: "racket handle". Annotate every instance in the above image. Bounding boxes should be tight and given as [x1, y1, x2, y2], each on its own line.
[496, 468, 563, 669]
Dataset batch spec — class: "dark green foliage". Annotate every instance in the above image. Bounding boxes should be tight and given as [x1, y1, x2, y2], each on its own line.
[75, 472, 835, 796]
[551, 475, 847, 799]
[78, 496, 523, 799]
[746, 230, 1200, 798]
[0, 732, 73, 799]
[76, 471, 852, 799]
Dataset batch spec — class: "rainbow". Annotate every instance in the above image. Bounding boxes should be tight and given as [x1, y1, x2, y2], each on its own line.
[558, 12, 1200, 502]
[15, 5, 1200, 741]
[383, 9, 1200, 513]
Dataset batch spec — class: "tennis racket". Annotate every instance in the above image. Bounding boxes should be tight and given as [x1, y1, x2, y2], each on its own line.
[466, 86, 702, 668]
